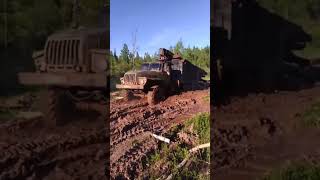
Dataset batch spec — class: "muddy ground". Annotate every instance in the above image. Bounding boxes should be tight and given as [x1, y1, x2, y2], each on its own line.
[212, 86, 320, 180]
[110, 89, 210, 179]
[2, 85, 319, 179]
[0, 90, 107, 180]
[0, 88, 210, 180]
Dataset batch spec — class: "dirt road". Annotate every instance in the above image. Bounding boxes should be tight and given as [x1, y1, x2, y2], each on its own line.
[110, 89, 210, 179]
[212, 86, 320, 180]
[0, 91, 107, 180]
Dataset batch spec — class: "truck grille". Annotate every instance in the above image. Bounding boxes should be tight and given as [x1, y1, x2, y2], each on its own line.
[45, 39, 80, 70]
[124, 74, 137, 84]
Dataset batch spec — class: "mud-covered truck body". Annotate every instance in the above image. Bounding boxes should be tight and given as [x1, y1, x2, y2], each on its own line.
[19, 28, 107, 88]
[212, 0, 316, 104]
[18, 28, 108, 126]
[116, 48, 207, 105]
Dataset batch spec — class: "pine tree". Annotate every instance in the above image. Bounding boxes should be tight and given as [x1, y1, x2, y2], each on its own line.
[119, 43, 130, 63]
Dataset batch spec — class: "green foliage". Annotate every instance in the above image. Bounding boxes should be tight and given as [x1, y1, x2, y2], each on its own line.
[111, 40, 210, 84]
[175, 40, 210, 76]
[257, 0, 320, 59]
[173, 168, 210, 180]
[119, 43, 130, 63]
[0, 0, 105, 94]
[168, 146, 189, 167]
[262, 162, 320, 180]
[203, 94, 210, 103]
[0, 109, 16, 121]
[184, 113, 210, 144]
[1, 0, 104, 48]
[149, 151, 161, 165]
[302, 101, 320, 128]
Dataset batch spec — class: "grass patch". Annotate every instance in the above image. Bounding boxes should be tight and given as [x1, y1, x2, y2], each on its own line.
[144, 113, 210, 179]
[203, 95, 210, 103]
[0, 109, 17, 121]
[149, 151, 161, 165]
[146, 143, 189, 168]
[302, 102, 320, 128]
[110, 76, 121, 92]
[184, 113, 210, 144]
[262, 162, 320, 180]
[173, 168, 210, 180]
[203, 74, 210, 81]
[169, 146, 189, 168]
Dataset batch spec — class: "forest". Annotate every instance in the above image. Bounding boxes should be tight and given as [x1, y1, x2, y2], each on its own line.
[257, 0, 320, 59]
[1, 0, 320, 94]
[110, 40, 210, 84]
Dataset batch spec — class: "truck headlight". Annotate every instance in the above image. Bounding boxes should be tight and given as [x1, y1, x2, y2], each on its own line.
[90, 49, 107, 73]
[138, 77, 147, 85]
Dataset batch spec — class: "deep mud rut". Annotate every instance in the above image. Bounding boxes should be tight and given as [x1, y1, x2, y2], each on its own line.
[212, 86, 320, 180]
[110, 89, 210, 179]
[0, 91, 107, 180]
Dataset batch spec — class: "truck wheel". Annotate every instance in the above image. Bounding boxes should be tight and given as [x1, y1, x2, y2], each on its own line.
[124, 90, 134, 101]
[47, 88, 74, 126]
[147, 86, 160, 105]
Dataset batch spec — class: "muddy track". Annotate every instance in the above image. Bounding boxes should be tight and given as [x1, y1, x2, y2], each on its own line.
[110, 90, 210, 179]
[212, 86, 320, 180]
[111, 138, 158, 179]
[0, 90, 108, 180]
[110, 98, 199, 148]
[0, 125, 107, 180]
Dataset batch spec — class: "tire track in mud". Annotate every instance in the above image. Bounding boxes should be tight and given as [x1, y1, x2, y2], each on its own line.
[0, 126, 107, 180]
[0, 90, 108, 179]
[212, 87, 320, 180]
[110, 90, 210, 179]
[110, 98, 194, 148]
[111, 138, 158, 179]
[110, 102, 148, 121]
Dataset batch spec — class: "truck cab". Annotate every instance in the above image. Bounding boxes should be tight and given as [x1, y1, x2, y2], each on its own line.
[19, 28, 108, 89]
[17, 28, 108, 126]
[116, 48, 207, 105]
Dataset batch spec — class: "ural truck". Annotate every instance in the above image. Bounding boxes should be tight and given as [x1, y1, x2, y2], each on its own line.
[212, 0, 317, 104]
[116, 48, 207, 105]
[18, 28, 108, 126]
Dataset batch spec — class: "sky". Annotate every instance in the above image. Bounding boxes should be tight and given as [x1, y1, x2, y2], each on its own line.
[111, 0, 210, 56]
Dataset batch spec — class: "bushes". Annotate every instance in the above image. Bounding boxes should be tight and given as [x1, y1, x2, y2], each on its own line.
[110, 41, 210, 81]
[257, 0, 320, 59]
[263, 162, 320, 180]
[302, 101, 320, 128]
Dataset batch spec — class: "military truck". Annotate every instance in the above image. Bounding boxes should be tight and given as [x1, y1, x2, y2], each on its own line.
[18, 28, 108, 126]
[116, 48, 207, 105]
[212, 0, 317, 103]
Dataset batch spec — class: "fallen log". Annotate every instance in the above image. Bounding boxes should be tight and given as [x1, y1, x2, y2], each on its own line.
[164, 143, 210, 180]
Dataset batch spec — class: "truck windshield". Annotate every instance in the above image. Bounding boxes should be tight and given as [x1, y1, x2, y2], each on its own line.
[150, 63, 161, 71]
[141, 63, 150, 71]
[140, 63, 161, 71]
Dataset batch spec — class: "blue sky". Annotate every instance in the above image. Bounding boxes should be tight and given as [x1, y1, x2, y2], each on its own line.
[111, 0, 210, 56]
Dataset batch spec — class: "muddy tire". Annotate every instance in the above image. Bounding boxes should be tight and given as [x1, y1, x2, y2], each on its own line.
[147, 86, 159, 105]
[124, 90, 134, 101]
[47, 88, 74, 127]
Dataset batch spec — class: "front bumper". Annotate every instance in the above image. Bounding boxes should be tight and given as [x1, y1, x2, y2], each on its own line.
[116, 84, 144, 90]
[18, 72, 106, 88]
